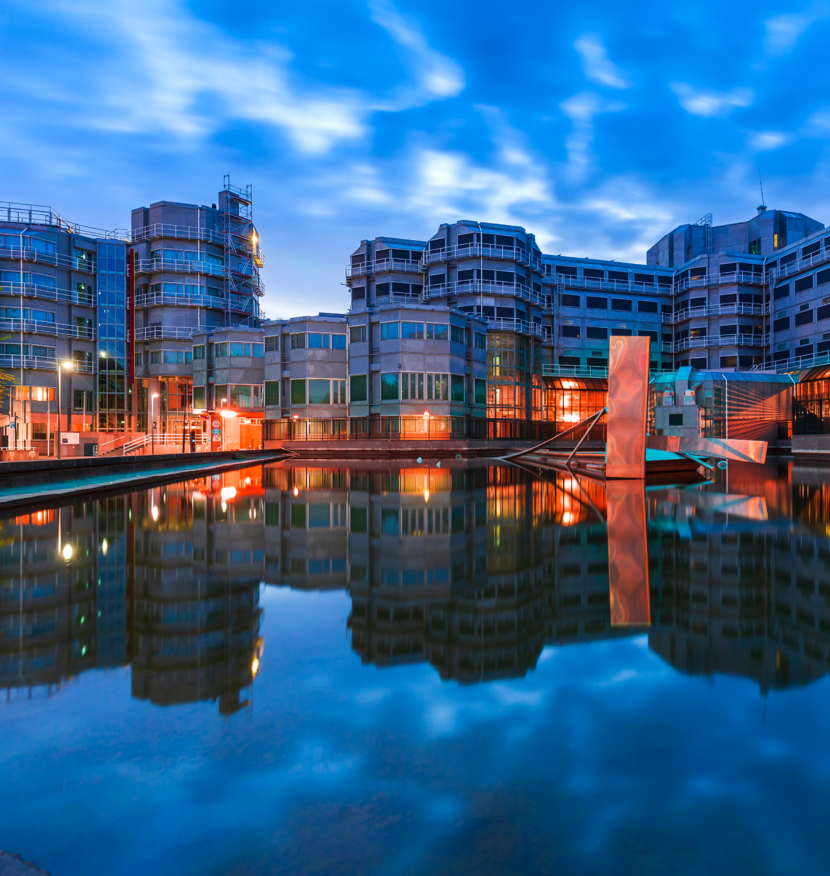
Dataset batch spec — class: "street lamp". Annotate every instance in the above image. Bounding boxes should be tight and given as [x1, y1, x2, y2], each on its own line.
[57, 360, 73, 459]
[219, 407, 237, 452]
[150, 392, 159, 454]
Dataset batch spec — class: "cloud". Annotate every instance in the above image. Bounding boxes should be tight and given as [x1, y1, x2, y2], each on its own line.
[560, 91, 627, 178]
[748, 131, 792, 151]
[670, 83, 754, 118]
[17, 0, 464, 156]
[574, 33, 631, 89]
[763, 7, 828, 57]
[368, 0, 465, 102]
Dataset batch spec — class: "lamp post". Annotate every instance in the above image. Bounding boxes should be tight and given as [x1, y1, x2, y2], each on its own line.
[221, 397, 227, 451]
[57, 360, 73, 459]
[150, 392, 159, 454]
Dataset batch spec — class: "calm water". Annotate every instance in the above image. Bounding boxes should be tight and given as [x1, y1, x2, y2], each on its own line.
[2, 459, 830, 875]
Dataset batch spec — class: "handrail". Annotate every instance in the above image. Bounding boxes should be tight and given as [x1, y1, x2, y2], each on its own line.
[541, 364, 610, 379]
[772, 247, 830, 280]
[753, 352, 830, 373]
[0, 245, 96, 273]
[662, 302, 765, 324]
[675, 270, 765, 292]
[0, 355, 96, 373]
[134, 290, 259, 316]
[0, 318, 95, 339]
[121, 433, 211, 454]
[131, 224, 226, 246]
[0, 283, 95, 307]
[346, 257, 423, 278]
[425, 280, 548, 307]
[0, 202, 127, 239]
[421, 243, 542, 270]
[135, 325, 207, 341]
[557, 276, 669, 296]
[135, 258, 225, 277]
[670, 333, 765, 352]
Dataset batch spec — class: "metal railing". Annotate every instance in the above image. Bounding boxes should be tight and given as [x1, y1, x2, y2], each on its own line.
[541, 364, 610, 379]
[425, 280, 548, 307]
[0, 245, 96, 273]
[134, 289, 259, 317]
[486, 317, 548, 338]
[426, 243, 542, 270]
[674, 270, 765, 292]
[134, 325, 206, 341]
[135, 258, 225, 278]
[347, 257, 423, 278]
[120, 433, 210, 455]
[0, 282, 95, 307]
[0, 355, 96, 373]
[0, 318, 95, 340]
[772, 247, 830, 280]
[670, 333, 765, 352]
[557, 275, 669, 295]
[0, 202, 127, 239]
[131, 224, 226, 246]
[663, 302, 765, 324]
[752, 352, 830, 374]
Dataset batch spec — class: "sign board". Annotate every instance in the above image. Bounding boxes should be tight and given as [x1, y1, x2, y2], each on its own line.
[60, 433, 80, 445]
[210, 416, 222, 449]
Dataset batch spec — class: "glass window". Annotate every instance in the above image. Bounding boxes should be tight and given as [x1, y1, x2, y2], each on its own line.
[265, 335, 279, 352]
[290, 333, 306, 349]
[291, 380, 306, 405]
[401, 322, 423, 339]
[475, 378, 486, 406]
[134, 352, 142, 367]
[193, 345, 205, 360]
[350, 374, 367, 402]
[230, 385, 252, 408]
[333, 379, 346, 404]
[381, 373, 399, 400]
[427, 323, 448, 341]
[381, 509, 399, 535]
[308, 333, 323, 348]
[331, 334, 347, 349]
[252, 344, 264, 357]
[150, 351, 161, 365]
[193, 386, 206, 408]
[451, 325, 464, 344]
[230, 342, 244, 357]
[350, 325, 366, 343]
[265, 381, 280, 406]
[451, 375, 465, 402]
[308, 379, 331, 405]
[215, 343, 228, 357]
[474, 332, 486, 349]
[380, 322, 398, 340]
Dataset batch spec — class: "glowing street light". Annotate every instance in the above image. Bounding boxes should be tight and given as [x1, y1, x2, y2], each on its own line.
[62, 543, 73, 561]
[57, 359, 73, 458]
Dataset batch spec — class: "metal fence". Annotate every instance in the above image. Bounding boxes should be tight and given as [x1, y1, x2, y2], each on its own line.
[265, 417, 562, 442]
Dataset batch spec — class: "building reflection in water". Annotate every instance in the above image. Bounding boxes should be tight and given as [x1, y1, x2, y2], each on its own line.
[4, 459, 830, 710]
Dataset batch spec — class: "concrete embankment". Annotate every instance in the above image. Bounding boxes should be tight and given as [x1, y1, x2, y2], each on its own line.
[264, 439, 606, 459]
[0, 450, 286, 514]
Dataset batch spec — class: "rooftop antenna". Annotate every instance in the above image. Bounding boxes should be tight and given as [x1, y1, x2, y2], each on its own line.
[758, 170, 766, 214]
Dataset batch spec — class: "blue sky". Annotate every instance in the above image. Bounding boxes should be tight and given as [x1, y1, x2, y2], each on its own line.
[4, 0, 830, 317]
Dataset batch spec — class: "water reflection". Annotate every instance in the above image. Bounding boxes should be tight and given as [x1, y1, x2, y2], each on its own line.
[4, 459, 830, 710]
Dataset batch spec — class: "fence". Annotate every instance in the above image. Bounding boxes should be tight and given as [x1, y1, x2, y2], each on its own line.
[265, 417, 562, 442]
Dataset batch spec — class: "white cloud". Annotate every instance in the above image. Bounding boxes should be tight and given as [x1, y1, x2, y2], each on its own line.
[560, 91, 627, 178]
[27, 0, 463, 155]
[764, 8, 827, 57]
[670, 83, 754, 118]
[749, 131, 792, 151]
[574, 33, 631, 89]
[368, 0, 465, 102]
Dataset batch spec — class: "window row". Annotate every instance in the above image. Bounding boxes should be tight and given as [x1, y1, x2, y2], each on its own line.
[143, 350, 193, 365]
[380, 372, 466, 402]
[0, 271, 56, 290]
[289, 332, 347, 350]
[560, 326, 661, 342]
[0, 235, 56, 255]
[214, 342, 265, 357]
[150, 249, 223, 267]
[0, 343, 55, 358]
[289, 379, 348, 406]
[0, 307, 55, 323]
[560, 294, 665, 313]
[379, 321, 467, 343]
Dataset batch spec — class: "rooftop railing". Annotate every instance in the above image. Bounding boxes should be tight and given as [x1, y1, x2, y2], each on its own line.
[0, 202, 127, 240]
[131, 224, 226, 246]
[347, 257, 423, 278]
[135, 325, 207, 341]
[421, 243, 542, 270]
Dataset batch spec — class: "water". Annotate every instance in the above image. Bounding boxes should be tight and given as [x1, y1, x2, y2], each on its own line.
[2, 459, 830, 875]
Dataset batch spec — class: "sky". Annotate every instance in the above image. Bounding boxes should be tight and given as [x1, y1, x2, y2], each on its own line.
[4, 0, 830, 318]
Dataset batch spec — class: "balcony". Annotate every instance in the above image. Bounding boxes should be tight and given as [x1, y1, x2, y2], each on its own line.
[541, 364, 610, 379]
[0, 245, 96, 273]
[0, 282, 95, 308]
[0, 355, 96, 373]
[346, 257, 423, 278]
[675, 269, 765, 293]
[557, 275, 668, 296]
[134, 289, 258, 317]
[772, 247, 830, 281]
[130, 224, 225, 246]
[486, 318, 548, 339]
[663, 302, 765, 324]
[0, 318, 95, 340]
[421, 243, 541, 270]
[425, 280, 548, 308]
[670, 333, 765, 352]
[135, 325, 207, 341]
[135, 257, 225, 279]
[0, 202, 127, 239]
